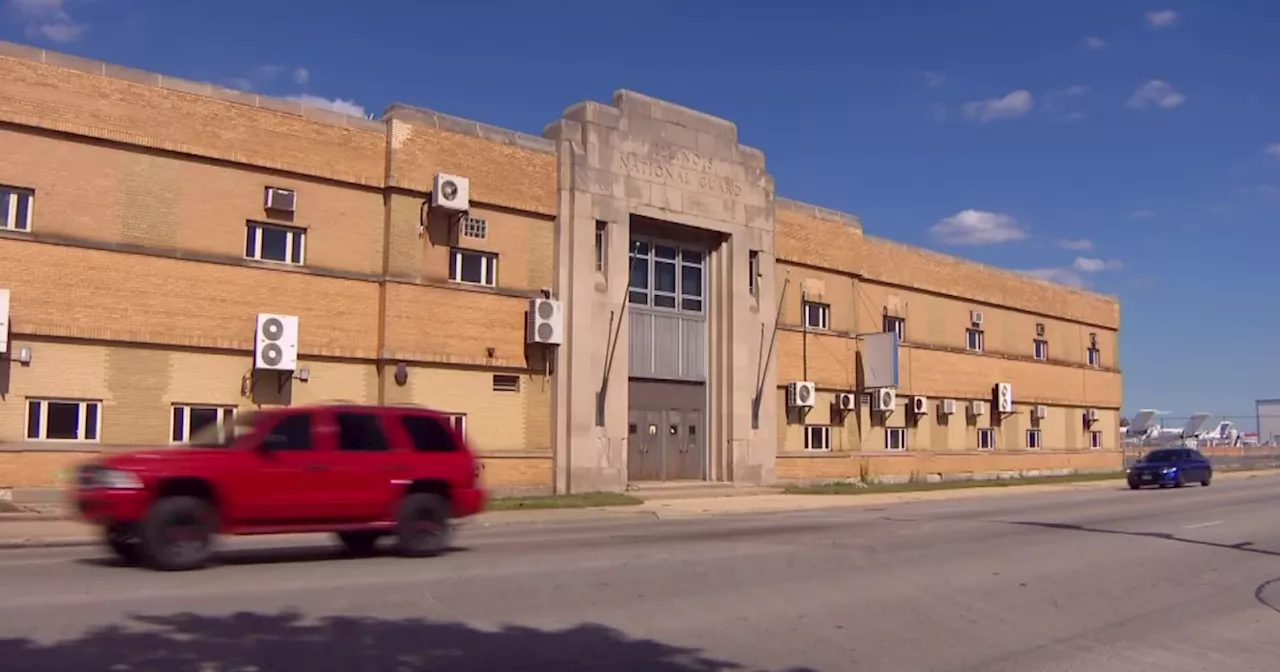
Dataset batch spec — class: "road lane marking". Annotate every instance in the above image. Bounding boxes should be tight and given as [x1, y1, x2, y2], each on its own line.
[1183, 521, 1223, 529]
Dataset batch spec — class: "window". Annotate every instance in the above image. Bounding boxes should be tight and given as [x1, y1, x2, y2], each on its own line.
[262, 413, 312, 451]
[966, 329, 984, 352]
[450, 249, 498, 287]
[748, 250, 760, 297]
[1034, 339, 1049, 361]
[1, 187, 33, 232]
[245, 222, 306, 265]
[171, 405, 236, 444]
[804, 425, 832, 452]
[1090, 431, 1103, 449]
[335, 412, 390, 452]
[803, 301, 830, 330]
[1026, 429, 1042, 450]
[978, 428, 996, 451]
[26, 399, 100, 441]
[627, 239, 704, 313]
[884, 316, 905, 342]
[886, 428, 907, 451]
[492, 374, 520, 392]
[461, 216, 487, 240]
[400, 414, 460, 453]
[442, 413, 467, 440]
[594, 220, 607, 273]
[1087, 347, 1101, 367]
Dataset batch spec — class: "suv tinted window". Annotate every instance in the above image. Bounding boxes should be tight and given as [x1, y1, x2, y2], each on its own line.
[335, 412, 390, 452]
[263, 413, 312, 451]
[400, 414, 459, 453]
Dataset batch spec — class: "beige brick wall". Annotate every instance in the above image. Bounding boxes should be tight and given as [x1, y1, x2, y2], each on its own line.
[776, 449, 1122, 484]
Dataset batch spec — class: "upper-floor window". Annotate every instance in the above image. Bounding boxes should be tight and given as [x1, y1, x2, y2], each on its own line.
[886, 427, 907, 451]
[1, 187, 33, 232]
[803, 301, 830, 330]
[978, 428, 996, 450]
[246, 222, 305, 265]
[966, 328, 984, 352]
[1090, 431, 1103, 449]
[1026, 429, 1042, 450]
[26, 399, 100, 442]
[748, 250, 761, 297]
[884, 315, 905, 342]
[594, 220, 608, 273]
[1034, 339, 1049, 361]
[1087, 347, 1101, 367]
[450, 248, 498, 287]
[627, 239, 704, 313]
[804, 425, 832, 452]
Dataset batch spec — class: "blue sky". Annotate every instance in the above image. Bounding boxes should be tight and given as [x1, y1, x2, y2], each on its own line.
[4, 0, 1278, 429]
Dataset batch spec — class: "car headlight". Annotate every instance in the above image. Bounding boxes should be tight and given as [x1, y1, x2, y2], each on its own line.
[1161, 467, 1176, 474]
[97, 470, 145, 489]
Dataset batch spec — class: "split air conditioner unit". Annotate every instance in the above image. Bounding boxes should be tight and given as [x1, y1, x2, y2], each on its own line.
[432, 173, 471, 212]
[254, 313, 299, 371]
[872, 387, 897, 413]
[526, 298, 564, 346]
[912, 396, 929, 415]
[970, 310, 984, 326]
[836, 392, 856, 412]
[995, 382, 1014, 414]
[787, 381, 816, 409]
[1086, 408, 1100, 423]
[969, 400, 987, 417]
[1032, 405, 1049, 420]
[264, 186, 296, 213]
[940, 399, 957, 415]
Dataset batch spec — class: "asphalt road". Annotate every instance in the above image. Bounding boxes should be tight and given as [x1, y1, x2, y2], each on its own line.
[1, 476, 1279, 672]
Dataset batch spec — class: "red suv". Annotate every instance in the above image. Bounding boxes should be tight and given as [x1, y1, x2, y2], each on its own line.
[70, 403, 485, 571]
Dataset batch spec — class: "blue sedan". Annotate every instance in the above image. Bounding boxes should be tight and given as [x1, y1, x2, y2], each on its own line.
[1127, 448, 1213, 489]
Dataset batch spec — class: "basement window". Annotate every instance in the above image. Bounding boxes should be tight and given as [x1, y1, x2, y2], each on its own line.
[492, 374, 520, 392]
[885, 427, 907, 451]
[171, 405, 237, 444]
[1, 187, 33, 232]
[978, 428, 995, 451]
[804, 425, 832, 452]
[26, 399, 101, 442]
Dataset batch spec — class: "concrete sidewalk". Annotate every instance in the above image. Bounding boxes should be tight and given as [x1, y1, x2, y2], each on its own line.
[3, 469, 1277, 550]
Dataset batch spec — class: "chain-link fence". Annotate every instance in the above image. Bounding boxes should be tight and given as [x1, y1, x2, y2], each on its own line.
[1121, 413, 1280, 470]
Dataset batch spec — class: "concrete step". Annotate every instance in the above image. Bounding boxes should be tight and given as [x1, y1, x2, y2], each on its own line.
[625, 482, 783, 501]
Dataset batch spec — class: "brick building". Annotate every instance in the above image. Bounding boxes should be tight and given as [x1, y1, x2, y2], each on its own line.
[0, 41, 1122, 497]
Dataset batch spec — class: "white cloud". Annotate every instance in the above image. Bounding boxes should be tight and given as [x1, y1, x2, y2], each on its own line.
[286, 94, 367, 118]
[1071, 257, 1123, 272]
[1022, 268, 1087, 288]
[1145, 9, 1179, 29]
[1126, 80, 1185, 109]
[1265, 143, 1280, 159]
[929, 209, 1027, 245]
[1082, 36, 1109, 49]
[293, 67, 310, 86]
[7, 0, 88, 43]
[960, 90, 1033, 123]
[1128, 209, 1157, 219]
[1054, 238, 1094, 251]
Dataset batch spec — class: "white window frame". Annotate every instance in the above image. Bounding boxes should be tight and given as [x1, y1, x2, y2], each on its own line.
[461, 216, 488, 240]
[803, 300, 830, 331]
[748, 250, 760, 297]
[442, 413, 467, 440]
[978, 428, 996, 451]
[450, 248, 498, 288]
[1034, 339, 1049, 361]
[594, 220, 608, 273]
[966, 328, 984, 352]
[245, 222, 306, 266]
[1026, 428, 1042, 450]
[25, 398, 102, 442]
[884, 315, 905, 342]
[1087, 347, 1101, 367]
[170, 404, 237, 444]
[804, 425, 832, 452]
[1090, 430, 1103, 449]
[1, 187, 33, 232]
[886, 427, 907, 451]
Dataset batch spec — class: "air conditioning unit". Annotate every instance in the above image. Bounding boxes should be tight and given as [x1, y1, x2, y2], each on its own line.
[1086, 408, 1100, 423]
[1089, 332, 1098, 346]
[264, 187, 296, 213]
[1035, 322, 1046, 337]
[970, 310, 984, 326]
[912, 396, 929, 415]
[787, 381, 816, 409]
[1032, 404, 1048, 420]
[872, 387, 897, 412]
[254, 313, 299, 371]
[940, 399, 957, 415]
[432, 173, 471, 212]
[995, 382, 1014, 414]
[526, 298, 564, 346]
[0, 288, 9, 354]
[969, 400, 987, 416]
[836, 392, 856, 411]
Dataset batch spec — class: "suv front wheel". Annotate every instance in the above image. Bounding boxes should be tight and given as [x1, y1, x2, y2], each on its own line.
[140, 496, 216, 571]
[395, 492, 451, 558]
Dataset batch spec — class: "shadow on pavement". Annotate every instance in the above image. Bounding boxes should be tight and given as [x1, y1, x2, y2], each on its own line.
[76, 542, 472, 570]
[0, 611, 818, 672]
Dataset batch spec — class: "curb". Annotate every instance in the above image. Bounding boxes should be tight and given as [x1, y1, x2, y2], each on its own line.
[0, 536, 97, 550]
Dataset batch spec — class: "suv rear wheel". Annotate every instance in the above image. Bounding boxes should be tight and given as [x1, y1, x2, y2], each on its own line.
[395, 493, 451, 558]
[141, 496, 216, 571]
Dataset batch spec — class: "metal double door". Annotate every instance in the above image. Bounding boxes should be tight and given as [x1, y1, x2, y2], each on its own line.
[627, 408, 704, 481]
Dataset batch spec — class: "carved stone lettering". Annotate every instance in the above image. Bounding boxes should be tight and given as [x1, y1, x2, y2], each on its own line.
[617, 150, 743, 199]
